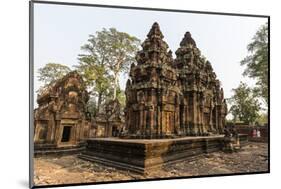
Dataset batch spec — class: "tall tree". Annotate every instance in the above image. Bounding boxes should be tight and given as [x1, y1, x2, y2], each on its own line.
[103, 28, 141, 99]
[76, 28, 140, 113]
[37, 63, 71, 85]
[77, 28, 140, 99]
[228, 82, 261, 124]
[75, 60, 112, 113]
[87, 97, 98, 117]
[106, 84, 126, 109]
[240, 22, 268, 106]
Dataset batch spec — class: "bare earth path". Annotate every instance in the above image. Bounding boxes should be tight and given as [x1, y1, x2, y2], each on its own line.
[34, 142, 268, 186]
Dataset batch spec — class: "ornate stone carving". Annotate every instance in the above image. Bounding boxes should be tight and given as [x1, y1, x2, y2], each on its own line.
[175, 31, 227, 136]
[124, 22, 179, 139]
[124, 23, 228, 138]
[34, 71, 91, 154]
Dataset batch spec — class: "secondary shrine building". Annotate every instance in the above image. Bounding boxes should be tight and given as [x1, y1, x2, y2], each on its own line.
[34, 71, 91, 154]
[124, 22, 228, 139]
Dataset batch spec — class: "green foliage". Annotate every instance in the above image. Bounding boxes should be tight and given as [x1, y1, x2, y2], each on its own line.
[76, 28, 140, 113]
[87, 97, 98, 117]
[116, 88, 126, 109]
[107, 86, 126, 109]
[240, 22, 268, 106]
[77, 28, 140, 99]
[75, 60, 113, 98]
[228, 82, 262, 124]
[256, 113, 268, 125]
[100, 28, 141, 74]
[37, 63, 71, 85]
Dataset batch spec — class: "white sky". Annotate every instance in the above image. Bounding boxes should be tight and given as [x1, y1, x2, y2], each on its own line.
[33, 3, 267, 107]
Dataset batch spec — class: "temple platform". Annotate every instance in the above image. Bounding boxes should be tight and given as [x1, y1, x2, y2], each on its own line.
[79, 134, 248, 174]
[34, 141, 86, 157]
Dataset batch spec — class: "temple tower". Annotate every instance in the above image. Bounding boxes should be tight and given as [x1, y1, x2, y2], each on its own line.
[175, 32, 227, 135]
[125, 22, 180, 138]
[124, 23, 227, 138]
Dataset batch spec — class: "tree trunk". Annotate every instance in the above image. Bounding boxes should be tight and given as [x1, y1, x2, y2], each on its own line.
[97, 92, 102, 113]
[113, 73, 118, 100]
[113, 60, 121, 100]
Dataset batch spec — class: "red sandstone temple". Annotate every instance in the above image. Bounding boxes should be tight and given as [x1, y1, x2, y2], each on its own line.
[34, 22, 229, 159]
[34, 71, 91, 155]
[78, 23, 244, 174]
[124, 22, 228, 139]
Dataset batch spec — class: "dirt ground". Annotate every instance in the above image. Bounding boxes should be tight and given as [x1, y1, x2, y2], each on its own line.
[34, 142, 268, 186]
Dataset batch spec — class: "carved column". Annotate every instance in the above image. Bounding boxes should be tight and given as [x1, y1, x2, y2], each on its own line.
[179, 102, 184, 135]
[191, 92, 197, 135]
[139, 106, 144, 136]
[149, 107, 153, 137]
[215, 105, 219, 133]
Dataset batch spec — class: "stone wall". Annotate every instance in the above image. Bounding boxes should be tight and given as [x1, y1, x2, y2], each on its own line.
[235, 125, 268, 142]
[34, 71, 91, 155]
[90, 99, 125, 138]
[80, 134, 248, 174]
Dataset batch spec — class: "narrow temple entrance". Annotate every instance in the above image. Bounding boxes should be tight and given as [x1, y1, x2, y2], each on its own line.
[112, 125, 118, 137]
[61, 126, 72, 142]
[38, 124, 48, 140]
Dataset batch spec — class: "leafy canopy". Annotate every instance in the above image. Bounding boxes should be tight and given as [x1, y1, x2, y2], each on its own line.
[228, 82, 261, 124]
[75, 28, 141, 112]
[77, 28, 140, 98]
[37, 63, 71, 85]
[241, 22, 268, 106]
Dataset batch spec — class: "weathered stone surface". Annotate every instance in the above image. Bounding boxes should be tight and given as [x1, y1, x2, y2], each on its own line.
[91, 99, 125, 138]
[34, 71, 91, 155]
[34, 23, 251, 182]
[78, 22, 237, 175]
[80, 134, 248, 174]
[223, 124, 242, 152]
[34, 142, 268, 186]
[124, 22, 179, 139]
[124, 22, 227, 138]
[175, 31, 228, 136]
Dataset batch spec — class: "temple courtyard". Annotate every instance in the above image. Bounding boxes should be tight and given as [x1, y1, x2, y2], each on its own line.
[34, 142, 268, 186]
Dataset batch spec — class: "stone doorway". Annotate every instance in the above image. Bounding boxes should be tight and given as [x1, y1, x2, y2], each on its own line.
[61, 126, 72, 142]
[112, 126, 118, 137]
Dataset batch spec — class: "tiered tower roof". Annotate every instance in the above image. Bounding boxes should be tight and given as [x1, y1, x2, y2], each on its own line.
[135, 22, 173, 65]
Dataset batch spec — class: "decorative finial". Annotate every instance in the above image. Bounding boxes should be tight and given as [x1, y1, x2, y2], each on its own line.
[180, 32, 197, 47]
[147, 22, 164, 39]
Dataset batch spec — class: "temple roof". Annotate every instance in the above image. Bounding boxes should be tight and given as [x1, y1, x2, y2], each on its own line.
[135, 22, 174, 66]
[37, 71, 87, 103]
[147, 22, 164, 39]
[180, 32, 197, 47]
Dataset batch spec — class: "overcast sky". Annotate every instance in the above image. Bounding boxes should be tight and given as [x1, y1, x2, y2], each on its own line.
[33, 3, 267, 107]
